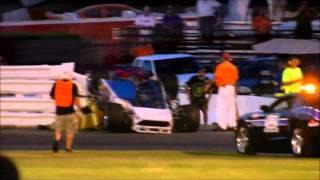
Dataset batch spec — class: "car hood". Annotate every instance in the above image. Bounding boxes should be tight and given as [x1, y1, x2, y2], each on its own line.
[133, 107, 172, 121]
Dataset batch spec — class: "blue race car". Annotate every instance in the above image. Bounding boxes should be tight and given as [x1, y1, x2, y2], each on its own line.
[235, 84, 320, 157]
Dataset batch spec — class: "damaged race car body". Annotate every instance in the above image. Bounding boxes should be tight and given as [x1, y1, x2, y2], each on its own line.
[96, 70, 173, 134]
[90, 54, 208, 133]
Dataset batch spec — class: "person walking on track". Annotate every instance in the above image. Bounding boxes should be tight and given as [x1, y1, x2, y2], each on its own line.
[50, 70, 82, 153]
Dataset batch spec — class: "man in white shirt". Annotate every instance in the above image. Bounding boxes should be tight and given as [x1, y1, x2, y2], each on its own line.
[196, 0, 221, 45]
[134, 6, 156, 37]
[134, 6, 156, 28]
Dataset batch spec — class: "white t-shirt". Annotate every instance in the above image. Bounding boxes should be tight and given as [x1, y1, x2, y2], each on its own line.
[134, 14, 156, 27]
[196, 0, 221, 17]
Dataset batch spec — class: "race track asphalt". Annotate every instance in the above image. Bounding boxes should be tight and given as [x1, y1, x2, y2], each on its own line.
[0, 127, 235, 152]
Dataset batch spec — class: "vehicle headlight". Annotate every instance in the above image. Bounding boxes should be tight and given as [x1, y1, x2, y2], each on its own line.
[300, 84, 317, 94]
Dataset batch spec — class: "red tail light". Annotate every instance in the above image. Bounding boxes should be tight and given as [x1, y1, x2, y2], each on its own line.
[308, 119, 320, 127]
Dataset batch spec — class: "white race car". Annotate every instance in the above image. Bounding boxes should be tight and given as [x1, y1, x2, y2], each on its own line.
[93, 67, 173, 134]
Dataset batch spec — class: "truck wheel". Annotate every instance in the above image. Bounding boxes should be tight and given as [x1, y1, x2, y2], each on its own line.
[105, 103, 132, 133]
[291, 128, 313, 157]
[235, 124, 256, 155]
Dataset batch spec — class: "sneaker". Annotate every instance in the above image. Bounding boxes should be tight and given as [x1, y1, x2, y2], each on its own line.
[52, 140, 59, 153]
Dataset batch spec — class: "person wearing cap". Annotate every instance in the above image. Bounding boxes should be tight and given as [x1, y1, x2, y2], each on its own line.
[213, 52, 239, 130]
[50, 70, 81, 153]
[282, 57, 303, 94]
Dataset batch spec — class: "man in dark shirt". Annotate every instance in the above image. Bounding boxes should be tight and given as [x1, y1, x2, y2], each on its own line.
[50, 71, 81, 153]
[158, 5, 184, 52]
[161, 5, 184, 32]
[186, 68, 210, 126]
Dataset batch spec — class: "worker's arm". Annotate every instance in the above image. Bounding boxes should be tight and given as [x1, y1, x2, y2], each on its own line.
[185, 77, 194, 95]
[282, 68, 303, 86]
[72, 84, 82, 111]
[74, 97, 81, 111]
[282, 78, 303, 86]
[49, 83, 56, 99]
[204, 78, 215, 92]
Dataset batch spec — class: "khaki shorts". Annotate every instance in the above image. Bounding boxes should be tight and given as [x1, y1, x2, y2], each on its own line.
[54, 114, 78, 133]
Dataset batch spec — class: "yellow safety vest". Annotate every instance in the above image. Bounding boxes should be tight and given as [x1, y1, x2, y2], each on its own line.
[282, 67, 303, 94]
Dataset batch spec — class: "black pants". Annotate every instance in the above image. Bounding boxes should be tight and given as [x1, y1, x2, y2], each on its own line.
[192, 99, 208, 125]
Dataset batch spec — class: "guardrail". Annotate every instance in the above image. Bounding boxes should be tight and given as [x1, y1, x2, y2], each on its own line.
[0, 62, 89, 127]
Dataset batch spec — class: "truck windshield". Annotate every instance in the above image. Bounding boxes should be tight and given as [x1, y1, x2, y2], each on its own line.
[154, 58, 199, 75]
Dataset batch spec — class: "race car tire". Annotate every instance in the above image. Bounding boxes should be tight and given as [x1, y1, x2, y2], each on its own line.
[174, 105, 200, 132]
[105, 103, 132, 133]
[291, 128, 314, 157]
[235, 124, 256, 155]
[185, 105, 201, 132]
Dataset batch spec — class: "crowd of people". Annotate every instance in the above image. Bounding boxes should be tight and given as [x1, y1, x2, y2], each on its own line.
[129, 0, 316, 58]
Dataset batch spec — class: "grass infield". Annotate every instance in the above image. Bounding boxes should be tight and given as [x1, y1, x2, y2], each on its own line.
[2, 151, 319, 180]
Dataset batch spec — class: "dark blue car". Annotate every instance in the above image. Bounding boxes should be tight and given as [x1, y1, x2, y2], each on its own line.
[235, 87, 320, 157]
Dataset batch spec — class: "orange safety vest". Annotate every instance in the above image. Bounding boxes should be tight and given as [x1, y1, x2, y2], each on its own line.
[54, 80, 73, 107]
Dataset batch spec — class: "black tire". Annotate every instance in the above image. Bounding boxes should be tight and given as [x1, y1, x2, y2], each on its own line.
[235, 124, 256, 155]
[105, 103, 132, 133]
[185, 105, 201, 132]
[174, 105, 200, 132]
[291, 128, 314, 157]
